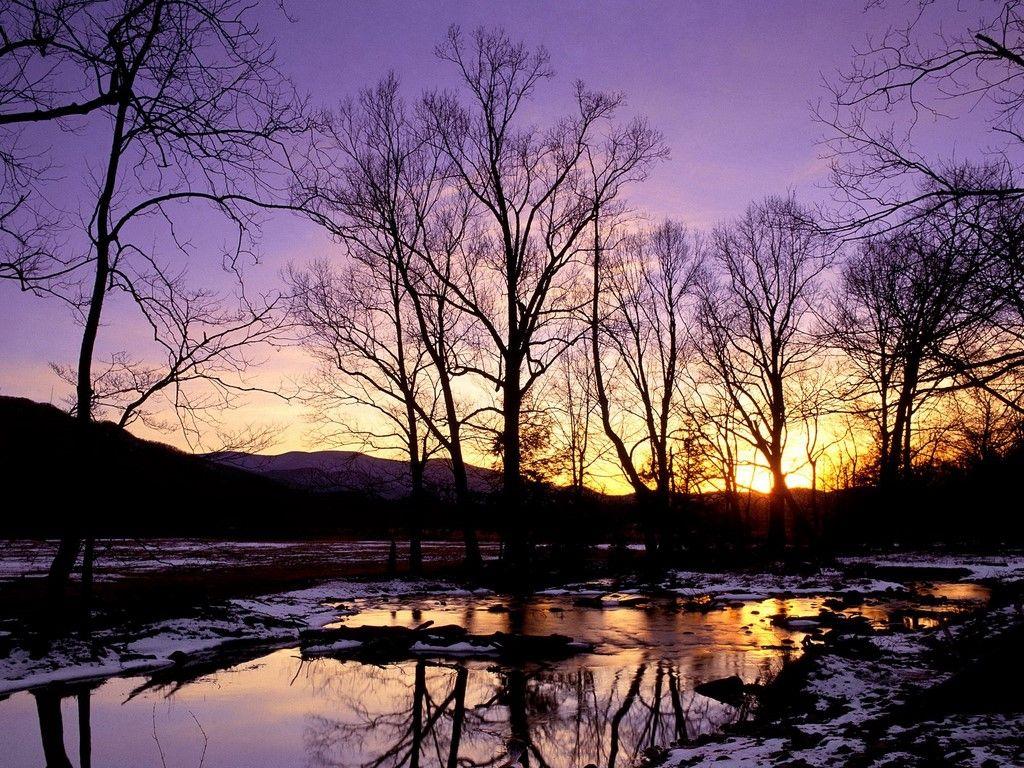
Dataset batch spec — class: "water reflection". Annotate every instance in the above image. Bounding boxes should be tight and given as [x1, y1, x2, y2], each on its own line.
[299, 657, 740, 768]
[3, 587, 989, 768]
[10, 647, 761, 767]
[30, 684, 94, 768]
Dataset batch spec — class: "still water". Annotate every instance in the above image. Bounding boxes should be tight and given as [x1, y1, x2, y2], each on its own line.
[0, 588, 985, 768]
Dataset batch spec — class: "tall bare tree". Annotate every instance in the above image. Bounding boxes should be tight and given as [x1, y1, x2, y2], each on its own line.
[289, 259, 440, 574]
[0, 0, 307, 598]
[421, 26, 664, 564]
[820, 1, 1024, 229]
[830, 205, 999, 485]
[696, 195, 833, 549]
[590, 220, 699, 558]
[294, 75, 482, 570]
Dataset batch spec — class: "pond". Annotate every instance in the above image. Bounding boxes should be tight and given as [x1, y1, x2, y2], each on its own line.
[0, 586, 988, 768]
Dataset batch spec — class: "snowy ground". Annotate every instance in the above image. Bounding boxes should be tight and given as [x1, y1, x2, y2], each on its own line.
[662, 568, 909, 602]
[1, 547, 1022, 767]
[0, 538, 499, 583]
[837, 551, 1024, 582]
[660, 610, 1024, 767]
[0, 578, 493, 695]
[655, 554, 1024, 768]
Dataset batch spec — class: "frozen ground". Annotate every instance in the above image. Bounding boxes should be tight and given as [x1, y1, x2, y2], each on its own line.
[660, 608, 1024, 767]
[0, 538, 499, 583]
[838, 551, 1024, 582]
[0, 577, 495, 695]
[656, 554, 1024, 768]
[1, 546, 1021, 766]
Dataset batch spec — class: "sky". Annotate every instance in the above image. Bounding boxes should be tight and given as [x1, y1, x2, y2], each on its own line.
[0, 0, 986, 476]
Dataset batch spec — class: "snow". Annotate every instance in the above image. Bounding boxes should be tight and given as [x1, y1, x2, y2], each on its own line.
[408, 641, 498, 655]
[838, 552, 1024, 583]
[664, 568, 908, 601]
[663, 737, 789, 767]
[303, 639, 364, 655]
[0, 577, 502, 695]
[660, 603, 1024, 768]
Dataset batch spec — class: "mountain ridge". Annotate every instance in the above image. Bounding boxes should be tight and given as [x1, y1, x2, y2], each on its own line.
[208, 449, 501, 498]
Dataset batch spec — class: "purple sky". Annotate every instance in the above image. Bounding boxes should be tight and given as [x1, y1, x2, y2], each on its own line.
[0, 1, 985, 452]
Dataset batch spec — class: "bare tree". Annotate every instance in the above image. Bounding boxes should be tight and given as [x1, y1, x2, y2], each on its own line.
[819, 1, 1024, 230]
[791, 365, 846, 539]
[820, 3, 1024, 414]
[0, 0, 307, 599]
[548, 344, 599, 496]
[830, 206, 998, 485]
[590, 220, 699, 558]
[295, 75, 482, 570]
[684, 384, 746, 533]
[421, 26, 665, 564]
[51, 270, 286, 445]
[289, 259, 441, 574]
[696, 195, 834, 549]
[947, 386, 1024, 467]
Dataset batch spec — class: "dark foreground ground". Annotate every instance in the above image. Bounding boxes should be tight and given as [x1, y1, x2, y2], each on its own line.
[657, 577, 1024, 767]
[1, 541, 1022, 767]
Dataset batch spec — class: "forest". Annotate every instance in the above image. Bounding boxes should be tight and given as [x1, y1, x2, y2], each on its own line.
[2, 3, 1024, 767]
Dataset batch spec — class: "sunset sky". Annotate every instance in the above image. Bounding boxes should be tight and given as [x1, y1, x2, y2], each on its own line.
[0, 1, 986, 488]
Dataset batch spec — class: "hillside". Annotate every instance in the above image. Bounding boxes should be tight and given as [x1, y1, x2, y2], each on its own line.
[209, 449, 500, 498]
[0, 396, 364, 536]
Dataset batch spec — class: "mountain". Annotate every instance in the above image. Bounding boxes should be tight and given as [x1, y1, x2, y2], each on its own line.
[0, 396, 358, 536]
[209, 450, 501, 499]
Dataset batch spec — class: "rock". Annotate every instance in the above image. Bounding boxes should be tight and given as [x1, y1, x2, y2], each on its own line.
[695, 675, 746, 707]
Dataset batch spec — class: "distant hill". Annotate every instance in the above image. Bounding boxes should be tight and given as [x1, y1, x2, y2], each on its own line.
[209, 450, 500, 499]
[0, 395, 622, 542]
[0, 396, 367, 536]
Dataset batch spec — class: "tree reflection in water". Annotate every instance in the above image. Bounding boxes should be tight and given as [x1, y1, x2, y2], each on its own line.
[20, 598, 791, 767]
[32, 684, 93, 768]
[301, 656, 747, 768]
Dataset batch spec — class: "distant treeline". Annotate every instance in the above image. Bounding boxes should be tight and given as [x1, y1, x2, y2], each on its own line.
[3, 396, 1020, 549]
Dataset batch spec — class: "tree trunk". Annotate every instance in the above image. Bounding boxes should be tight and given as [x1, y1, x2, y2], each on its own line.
[34, 690, 72, 768]
[47, 536, 81, 606]
[461, 523, 481, 576]
[80, 536, 94, 633]
[449, 443, 480, 573]
[387, 538, 398, 576]
[501, 375, 527, 569]
[446, 666, 468, 768]
[53, 95, 130, 604]
[636, 489, 661, 569]
[767, 461, 787, 551]
[409, 462, 424, 576]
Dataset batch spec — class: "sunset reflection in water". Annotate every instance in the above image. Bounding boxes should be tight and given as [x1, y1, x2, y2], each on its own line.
[0, 590, 985, 768]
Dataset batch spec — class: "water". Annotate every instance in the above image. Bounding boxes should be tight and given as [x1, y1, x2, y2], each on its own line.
[0, 539, 500, 583]
[0, 586, 987, 768]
